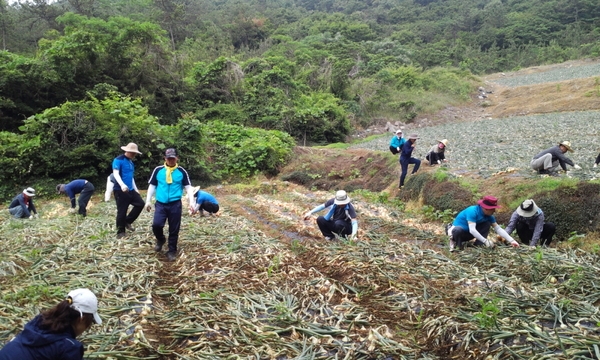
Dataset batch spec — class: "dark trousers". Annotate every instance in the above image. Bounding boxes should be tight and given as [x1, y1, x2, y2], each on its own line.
[389, 146, 400, 155]
[115, 190, 145, 234]
[426, 152, 445, 165]
[452, 222, 491, 248]
[399, 156, 421, 187]
[316, 216, 352, 238]
[516, 221, 556, 246]
[199, 201, 219, 214]
[78, 182, 95, 217]
[152, 201, 182, 253]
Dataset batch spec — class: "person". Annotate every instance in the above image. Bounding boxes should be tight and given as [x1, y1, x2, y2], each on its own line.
[8, 187, 38, 219]
[192, 187, 220, 216]
[145, 148, 195, 262]
[447, 195, 519, 251]
[0, 288, 101, 360]
[303, 190, 358, 241]
[425, 139, 448, 166]
[389, 129, 406, 155]
[531, 141, 581, 176]
[399, 133, 421, 189]
[594, 152, 600, 168]
[503, 199, 555, 247]
[112, 142, 145, 238]
[56, 180, 95, 217]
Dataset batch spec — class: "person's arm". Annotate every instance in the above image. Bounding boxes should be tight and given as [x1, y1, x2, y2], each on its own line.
[66, 187, 77, 208]
[493, 223, 519, 247]
[145, 184, 156, 211]
[30, 200, 38, 217]
[553, 148, 575, 169]
[529, 214, 545, 247]
[467, 221, 493, 246]
[112, 169, 128, 192]
[132, 178, 139, 192]
[304, 204, 326, 220]
[184, 185, 195, 213]
[350, 218, 358, 240]
[504, 211, 519, 236]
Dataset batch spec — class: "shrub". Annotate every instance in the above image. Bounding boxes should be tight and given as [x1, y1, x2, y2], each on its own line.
[422, 180, 474, 214]
[398, 172, 431, 202]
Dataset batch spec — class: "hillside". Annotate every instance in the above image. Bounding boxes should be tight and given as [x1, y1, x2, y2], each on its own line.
[2, 61, 600, 359]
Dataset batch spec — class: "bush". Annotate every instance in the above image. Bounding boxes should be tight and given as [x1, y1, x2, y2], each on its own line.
[422, 180, 474, 214]
[398, 172, 431, 202]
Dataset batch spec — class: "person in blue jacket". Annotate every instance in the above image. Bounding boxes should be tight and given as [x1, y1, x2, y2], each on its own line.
[389, 129, 406, 155]
[192, 187, 220, 216]
[145, 148, 195, 262]
[399, 133, 421, 189]
[56, 180, 95, 217]
[303, 190, 358, 241]
[0, 288, 102, 360]
[8, 187, 38, 219]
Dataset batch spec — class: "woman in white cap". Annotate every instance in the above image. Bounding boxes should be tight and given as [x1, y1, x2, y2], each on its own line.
[7, 187, 38, 219]
[502, 199, 556, 247]
[425, 139, 449, 166]
[303, 190, 358, 241]
[389, 129, 406, 155]
[0, 288, 101, 360]
[531, 141, 581, 176]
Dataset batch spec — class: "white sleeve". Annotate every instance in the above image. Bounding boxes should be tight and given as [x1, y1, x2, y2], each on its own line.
[494, 223, 517, 244]
[112, 169, 126, 188]
[145, 184, 156, 204]
[468, 222, 490, 244]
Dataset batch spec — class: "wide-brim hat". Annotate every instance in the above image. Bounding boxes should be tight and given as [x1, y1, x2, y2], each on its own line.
[438, 139, 449, 147]
[559, 141, 574, 152]
[477, 195, 500, 210]
[23, 187, 36, 197]
[192, 186, 200, 195]
[407, 133, 419, 140]
[120, 142, 142, 154]
[516, 199, 539, 217]
[334, 190, 351, 205]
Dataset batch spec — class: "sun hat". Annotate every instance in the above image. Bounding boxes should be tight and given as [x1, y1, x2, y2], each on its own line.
[395, 129, 403, 134]
[334, 190, 351, 205]
[23, 187, 36, 197]
[438, 139, 449, 147]
[477, 195, 501, 210]
[191, 186, 200, 195]
[67, 288, 102, 325]
[407, 133, 419, 140]
[558, 141, 574, 153]
[120, 143, 142, 154]
[516, 199, 539, 218]
[56, 184, 65, 194]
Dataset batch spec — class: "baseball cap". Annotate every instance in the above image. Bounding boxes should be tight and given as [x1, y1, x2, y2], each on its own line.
[165, 148, 178, 158]
[67, 288, 102, 325]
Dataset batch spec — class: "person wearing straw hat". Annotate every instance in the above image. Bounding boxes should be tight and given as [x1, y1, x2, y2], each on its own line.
[531, 141, 581, 176]
[303, 190, 358, 241]
[8, 187, 38, 219]
[389, 129, 406, 155]
[399, 133, 421, 189]
[447, 195, 519, 251]
[56, 180, 95, 217]
[0, 288, 101, 360]
[502, 199, 556, 247]
[191, 187, 220, 217]
[112, 142, 145, 238]
[145, 148, 195, 262]
[425, 139, 449, 166]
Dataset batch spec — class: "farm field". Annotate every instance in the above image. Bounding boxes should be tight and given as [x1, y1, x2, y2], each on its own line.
[2, 60, 600, 359]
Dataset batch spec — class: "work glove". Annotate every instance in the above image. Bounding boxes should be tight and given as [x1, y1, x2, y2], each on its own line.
[595, 163, 598, 168]
[121, 185, 129, 192]
[510, 241, 520, 248]
[29, 215, 34, 220]
[437, 160, 442, 165]
[349, 234, 357, 242]
[484, 239, 495, 248]
[69, 208, 77, 214]
[574, 164, 582, 170]
[303, 212, 312, 220]
[34, 213, 39, 219]
[145, 203, 152, 212]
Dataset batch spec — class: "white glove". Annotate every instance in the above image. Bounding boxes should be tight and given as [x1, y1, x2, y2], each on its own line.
[145, 203, 152, 212]
[29, 215, 34, 220]
[574, 164, 582, 170]
[303, 212, 312, 220]
[69, 208, 76, 214]
[437, 160, 441, 165]
[34, 213, 39, 219]
[121, 185, 129, 192]
[595, 163, 598, 168]
[484, 239, 495, 248]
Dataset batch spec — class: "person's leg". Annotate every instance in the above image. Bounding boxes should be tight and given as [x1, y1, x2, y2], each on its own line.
[389, 146, 399, 155]
[399, 157, 409, 187]
[531, 154, 551, 171]
[410, 157, 421, 174]
[428, 152, 437, 166]
[333, 220, 352, 238]
[202, 202, 219, 214]
[77, 182, 95, 217]
[125, 191, 145, 226]
[451, 227, 474, 249]
[316, 216, 336, 239]
[472, 222, 491, 247]
[152, 202, 168, 251]
[166, 201, 182, 254]
[539, 222, 556, 246]
[115, 190, 129, 235]
[9, 207, 24, 219]
[515, 222, 533, 246]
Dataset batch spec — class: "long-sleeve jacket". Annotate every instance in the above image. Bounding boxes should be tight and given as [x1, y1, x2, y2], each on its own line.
[595, 152, 600, 165]
[504, 209, 545, 246]
[8, 193, 37, 217]
[532, 146, 574, 171]
[63, 179, 88, 207]
[389, 136, 406, 150]
[400, 140, 415, 159]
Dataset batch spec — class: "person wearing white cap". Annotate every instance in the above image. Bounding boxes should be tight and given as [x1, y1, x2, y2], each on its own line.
[501, 199, 556, 247]
[8, 187, 38, 219]
[303, 190, 358, 241]
[425, 139, 449, 166]
[112, 142, 145, 238]
[531, 141, 581, 176]
[0, 288, 101, 360]
[389, 129, 406, 155]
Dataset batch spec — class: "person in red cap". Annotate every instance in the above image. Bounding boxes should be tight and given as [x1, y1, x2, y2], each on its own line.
[446, 195, 519, 251]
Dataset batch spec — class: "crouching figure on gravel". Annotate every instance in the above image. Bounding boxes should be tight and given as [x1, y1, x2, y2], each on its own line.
[446, 195, 519, 251]
[303, 190, 358, 241]
[502, 199, 555, 247]
[531, 141, 581, 176]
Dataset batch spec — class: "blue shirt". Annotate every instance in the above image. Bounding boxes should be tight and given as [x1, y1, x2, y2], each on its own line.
[148, 165, 191, 203]
[112, 155, 136, 191]
[195, 191, 218, 205]
[64, 179, 87, 199]
[453, 205, 496, 231]
[390, 135, 406, 149]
